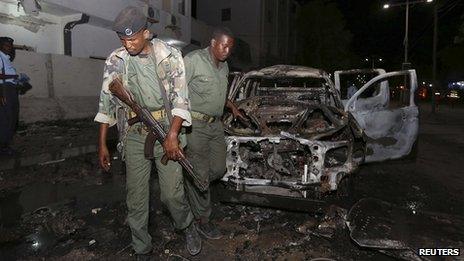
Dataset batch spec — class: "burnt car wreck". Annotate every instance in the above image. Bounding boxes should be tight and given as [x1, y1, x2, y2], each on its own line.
[220, 65, 419, 198]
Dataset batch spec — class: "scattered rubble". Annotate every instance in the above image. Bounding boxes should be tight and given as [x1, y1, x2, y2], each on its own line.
[38, 158, 66, 166]
[296, 205, 347, 239]
[91, 208, 102, 215]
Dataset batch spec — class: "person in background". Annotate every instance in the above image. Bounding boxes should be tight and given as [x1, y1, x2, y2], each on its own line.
[183, 27, 244, 240]
[0, 37, 19, 156]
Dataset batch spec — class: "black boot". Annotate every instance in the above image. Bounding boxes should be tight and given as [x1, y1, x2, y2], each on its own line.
[135, 253, 152, 261]
[185, 222, 202, 255]
[197, 221, 223, 239]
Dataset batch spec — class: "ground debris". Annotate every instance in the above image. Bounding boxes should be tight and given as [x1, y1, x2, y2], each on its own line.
[296, 217, 318, 234]
[38, 158, 66, 166]
[50, 248, 97, 260]
[88, 239, 96, 246]
[297, 205, 347, 239]
[22, 203, 84, 237]
[91, 208, 102, 214]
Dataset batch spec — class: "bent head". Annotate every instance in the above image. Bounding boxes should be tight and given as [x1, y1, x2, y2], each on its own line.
[113, 6, 150, 56]
[119, 29, 151, 56]
[210, 27, 235, 62]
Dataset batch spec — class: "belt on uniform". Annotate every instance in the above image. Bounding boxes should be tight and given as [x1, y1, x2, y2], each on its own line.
[191, 111, 217, 123]
[129, 109, 167, 120]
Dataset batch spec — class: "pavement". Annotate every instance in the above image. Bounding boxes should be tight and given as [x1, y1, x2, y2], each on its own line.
[0, 119, 117, 171]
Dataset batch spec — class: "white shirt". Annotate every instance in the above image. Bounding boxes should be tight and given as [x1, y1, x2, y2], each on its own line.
[0, 50, 17, 84]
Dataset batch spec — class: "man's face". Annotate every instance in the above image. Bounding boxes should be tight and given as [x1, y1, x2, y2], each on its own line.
[119, 29, 149, 56]
[211, 35, 235, 62]
[1, 42, 13, 56]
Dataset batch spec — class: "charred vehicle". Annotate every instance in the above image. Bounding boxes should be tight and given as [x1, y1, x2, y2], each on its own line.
[220, 65, 419, 199]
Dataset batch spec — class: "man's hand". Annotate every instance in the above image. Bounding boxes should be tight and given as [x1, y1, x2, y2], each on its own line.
[231, 106, 246, 121]
[98, 144, 111, 171]
[163, 133, 185, 161]
[98, 123, 110, 171]
[163, 116, 185, 161]
[226, 99, 246, 121]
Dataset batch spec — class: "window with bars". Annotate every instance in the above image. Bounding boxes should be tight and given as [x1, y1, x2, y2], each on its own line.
[221, 8, 231, 21]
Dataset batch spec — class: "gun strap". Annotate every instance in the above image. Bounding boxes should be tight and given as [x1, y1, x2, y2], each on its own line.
[150, 52, 173, 125]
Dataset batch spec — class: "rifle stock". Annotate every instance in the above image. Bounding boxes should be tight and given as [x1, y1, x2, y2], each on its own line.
[109, 79, 208, 192]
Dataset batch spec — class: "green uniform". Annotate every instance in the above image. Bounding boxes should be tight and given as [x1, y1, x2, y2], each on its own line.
[184, 47, 229, 222]
[94, 39, 193, 254]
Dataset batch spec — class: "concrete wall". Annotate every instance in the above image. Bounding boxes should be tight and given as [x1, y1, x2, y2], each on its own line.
[14, 50, 104, 123]
[71, 23, 120, 59]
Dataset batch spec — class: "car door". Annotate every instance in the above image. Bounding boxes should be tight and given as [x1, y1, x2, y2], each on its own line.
[344, 70, 419, 162]
[334, 69, 389, 111]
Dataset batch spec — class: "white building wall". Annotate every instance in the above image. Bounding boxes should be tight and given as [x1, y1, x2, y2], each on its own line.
[0, 0, 195, 122]
[1, 0, 192, 58]
[72, 24, 120, 58]
[13, 50, 104, 123]
[0, 1, 63, 54]
[52, 54, 103, 97]
[13, 51, 49, 98]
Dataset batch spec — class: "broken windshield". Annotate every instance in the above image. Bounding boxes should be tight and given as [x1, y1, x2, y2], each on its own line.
[234, 76, 336, 107]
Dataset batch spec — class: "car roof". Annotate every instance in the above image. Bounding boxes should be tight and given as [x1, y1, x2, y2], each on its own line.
[245, 65, 329, 79]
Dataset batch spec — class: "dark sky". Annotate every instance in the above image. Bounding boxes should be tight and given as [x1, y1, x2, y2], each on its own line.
[298, 0, 464, 76]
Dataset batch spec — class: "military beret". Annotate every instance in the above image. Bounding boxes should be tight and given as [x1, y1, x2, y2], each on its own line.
[113, 6, 147, 38]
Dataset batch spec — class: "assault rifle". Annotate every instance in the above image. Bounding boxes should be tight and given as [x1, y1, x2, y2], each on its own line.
[109, 78, 208, 192]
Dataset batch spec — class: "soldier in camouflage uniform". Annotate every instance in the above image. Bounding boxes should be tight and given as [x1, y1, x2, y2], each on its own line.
[94, 7, 202, 259]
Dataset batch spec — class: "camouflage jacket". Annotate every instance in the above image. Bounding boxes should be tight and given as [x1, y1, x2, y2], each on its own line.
[94, 39, 191, 154]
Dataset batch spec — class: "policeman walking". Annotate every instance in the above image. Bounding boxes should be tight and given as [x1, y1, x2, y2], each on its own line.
[183, 27, 244, 239]
[94, 6, 201, 259]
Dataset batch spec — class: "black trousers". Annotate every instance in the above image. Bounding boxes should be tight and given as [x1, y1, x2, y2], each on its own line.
[0, 83, 19, 147]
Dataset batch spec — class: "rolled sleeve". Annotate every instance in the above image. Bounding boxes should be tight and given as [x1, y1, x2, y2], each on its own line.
[95, 89, 118, 127]
[94, 112, 117, 126]
[94, 51, 124, 127]
[172, 108, 191, 126]
[164, 48, 192, 127]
